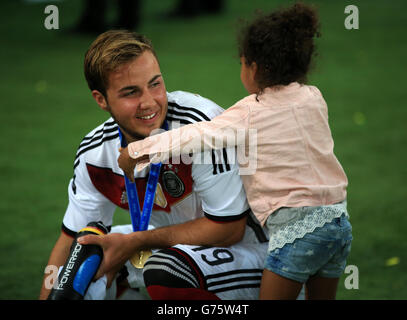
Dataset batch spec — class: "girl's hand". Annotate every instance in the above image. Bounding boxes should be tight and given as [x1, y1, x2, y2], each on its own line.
[118, 147, 137, 182]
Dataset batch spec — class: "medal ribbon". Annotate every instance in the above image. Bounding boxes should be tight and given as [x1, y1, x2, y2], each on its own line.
[118, 121, 168, 232]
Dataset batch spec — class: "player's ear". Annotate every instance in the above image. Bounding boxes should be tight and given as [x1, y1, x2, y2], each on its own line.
[92, 90, 109, 111]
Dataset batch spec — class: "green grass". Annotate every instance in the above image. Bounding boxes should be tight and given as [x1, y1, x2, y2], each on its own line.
[0, 0, 406, 299]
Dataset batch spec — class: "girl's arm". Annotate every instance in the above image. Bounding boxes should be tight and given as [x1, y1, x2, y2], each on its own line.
[121, 103, 250, 178]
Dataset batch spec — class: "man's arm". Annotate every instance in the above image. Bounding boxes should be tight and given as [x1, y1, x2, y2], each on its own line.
[78, 215, 247, 281]
[38, 232, 73, 300]
[135, 215, 247, 249]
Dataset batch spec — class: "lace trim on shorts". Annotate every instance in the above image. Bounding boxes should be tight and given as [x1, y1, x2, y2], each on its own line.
[266, 201, 348, 252]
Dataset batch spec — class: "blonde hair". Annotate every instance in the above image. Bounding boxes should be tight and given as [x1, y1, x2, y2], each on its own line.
[84, 30, 157, 96]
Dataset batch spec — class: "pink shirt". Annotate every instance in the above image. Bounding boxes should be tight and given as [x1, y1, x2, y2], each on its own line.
[129, 83, 348, 226]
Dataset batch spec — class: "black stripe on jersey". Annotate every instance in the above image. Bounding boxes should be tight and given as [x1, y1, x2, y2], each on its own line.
[168, 102, 211, 121]
[166, 116, 194, 126]
[77, 125, 118, 152]
[166, 114, 231, 175]
[204, 208, 249, 223]
[80, 119, 116, 142]
[214, 150, 224, 174]
[167, 108, 206, 123]
[207, 276, 262, 289]
[210, 283, 261, 294]
[73, 159, 80, 170]
[205, 268, 263, 280]
[211, 149, 232, 175]
[169, 247, 207, 289]
[144, 258, 200, 288]
[61, 223, 77, 238]
[247, 212, 269, 243]
[205, 268, 263, 293]
[151, 252, 200, 283]
[222, 148, 231, 171]
[76, 121, 118, 152]
[144, 247, 207, 289]
[211, 150, 217, 174]
[74, 133, 119, 162]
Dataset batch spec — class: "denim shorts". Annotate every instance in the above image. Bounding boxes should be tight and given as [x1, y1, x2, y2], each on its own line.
[264, 213, 352, 283]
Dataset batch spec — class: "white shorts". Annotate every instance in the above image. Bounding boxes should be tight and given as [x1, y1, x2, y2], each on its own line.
[169, 243, 268, 299]
[86, 224, 268, 300]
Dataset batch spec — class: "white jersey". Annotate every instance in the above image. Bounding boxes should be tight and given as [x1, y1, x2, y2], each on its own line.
[62, 91, 268, 245]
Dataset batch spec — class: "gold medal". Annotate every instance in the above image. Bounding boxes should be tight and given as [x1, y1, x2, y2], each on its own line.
[130, 250, 153, 269]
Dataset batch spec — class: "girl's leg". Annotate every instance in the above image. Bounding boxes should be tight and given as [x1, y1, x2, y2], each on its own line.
[259, 269, 303, 300]
[305, 275, 339, 300]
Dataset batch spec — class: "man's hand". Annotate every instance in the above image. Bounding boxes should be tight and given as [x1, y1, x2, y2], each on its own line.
[77, 233, 136, 288]
[118, 147, 138, 182]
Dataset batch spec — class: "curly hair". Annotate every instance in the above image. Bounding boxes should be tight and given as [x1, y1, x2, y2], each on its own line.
[237, 2, 320, 90]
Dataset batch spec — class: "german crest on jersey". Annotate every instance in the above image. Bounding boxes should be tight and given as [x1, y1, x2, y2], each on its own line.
[162, 165, 185, 198]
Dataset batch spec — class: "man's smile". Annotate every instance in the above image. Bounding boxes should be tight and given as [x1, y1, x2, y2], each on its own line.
[137, 112, 157, 120]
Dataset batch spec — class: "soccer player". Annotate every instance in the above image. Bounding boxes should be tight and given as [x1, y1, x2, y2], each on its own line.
[39, 30, 268, 300]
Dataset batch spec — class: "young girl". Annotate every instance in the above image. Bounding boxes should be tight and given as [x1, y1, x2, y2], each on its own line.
[119, 3, 352, 300]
